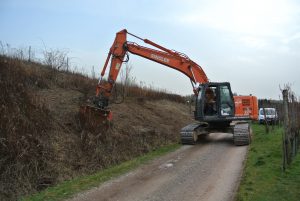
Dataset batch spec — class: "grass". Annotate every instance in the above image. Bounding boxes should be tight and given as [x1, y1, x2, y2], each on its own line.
[22, 143, 181, 201]
[236, 124, 300, 201]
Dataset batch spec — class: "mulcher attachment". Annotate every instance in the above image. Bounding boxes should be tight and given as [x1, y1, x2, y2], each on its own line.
[79, 104, 112, 131]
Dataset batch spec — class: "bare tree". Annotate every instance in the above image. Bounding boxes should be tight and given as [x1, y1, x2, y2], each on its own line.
[91, 66, 96, 79]
[0, 41, 5, 55]
[120, 63, 134, 98]
[42, 48, 69, 70]
[281, 85, 300, 171]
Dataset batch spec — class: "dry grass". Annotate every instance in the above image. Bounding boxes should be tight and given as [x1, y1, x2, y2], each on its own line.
[0, 56, 54, 199]
[0, 55, 192, 200]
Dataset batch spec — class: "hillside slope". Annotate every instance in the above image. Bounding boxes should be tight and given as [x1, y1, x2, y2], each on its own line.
[0, 56, 193, 200]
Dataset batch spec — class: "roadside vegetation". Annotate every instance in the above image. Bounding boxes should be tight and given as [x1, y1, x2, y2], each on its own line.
[236, 124, 300, 201]
[22, 144, 180, 201]
[0, 47, 192, 200]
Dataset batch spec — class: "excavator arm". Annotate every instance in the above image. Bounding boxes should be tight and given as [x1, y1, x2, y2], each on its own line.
[95, 29, 208, 107]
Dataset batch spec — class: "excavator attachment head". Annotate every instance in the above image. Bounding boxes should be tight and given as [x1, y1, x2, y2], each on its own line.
[79, 104, 112, 131]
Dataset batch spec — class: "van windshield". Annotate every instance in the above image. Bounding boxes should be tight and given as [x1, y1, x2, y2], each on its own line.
[260, 109, 276, 115]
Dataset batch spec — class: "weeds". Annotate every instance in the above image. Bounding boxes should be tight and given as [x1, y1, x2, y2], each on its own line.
[0, 56, 54, 200]
[236, 124, 300, 201]
[0, 49, 190, 200]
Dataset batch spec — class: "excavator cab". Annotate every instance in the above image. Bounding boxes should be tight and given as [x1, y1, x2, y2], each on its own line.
[194, 82, 235, 123]
[182, 82, 251, 145]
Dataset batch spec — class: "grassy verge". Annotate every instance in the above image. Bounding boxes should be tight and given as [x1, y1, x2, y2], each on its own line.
[22, 143, 181, 201]
[236, 124, 300, 201]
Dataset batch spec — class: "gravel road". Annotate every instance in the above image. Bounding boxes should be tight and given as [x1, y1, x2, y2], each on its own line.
[69, 133, 248, 201]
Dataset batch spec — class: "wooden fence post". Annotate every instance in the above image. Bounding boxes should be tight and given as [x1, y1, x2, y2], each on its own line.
[282, 89, 291, 171]
[291, 95, 296, 157]
[262, 107, 270, 133]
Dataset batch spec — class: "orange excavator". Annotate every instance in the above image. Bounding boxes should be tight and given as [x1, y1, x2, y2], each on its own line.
[82, 29, 258, 145]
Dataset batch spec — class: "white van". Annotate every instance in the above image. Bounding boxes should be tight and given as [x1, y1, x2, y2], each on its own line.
[258, 108, 278, 124]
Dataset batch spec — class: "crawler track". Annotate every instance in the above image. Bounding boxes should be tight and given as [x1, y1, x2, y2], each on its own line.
[180, 123, 201, 144]
[233, 123, 251, 146]
[181, 121, 251, 146]
[180, 122, 208, 144]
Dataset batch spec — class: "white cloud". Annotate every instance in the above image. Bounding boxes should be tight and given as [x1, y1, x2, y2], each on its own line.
[178, 0, 298, 37]
[239, 36, 267, 48]
[235, 56, 257, 65]
[281, 32, 300, 44]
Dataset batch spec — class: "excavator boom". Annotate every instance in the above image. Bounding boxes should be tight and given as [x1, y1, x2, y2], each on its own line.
[96, 29, 208, 103]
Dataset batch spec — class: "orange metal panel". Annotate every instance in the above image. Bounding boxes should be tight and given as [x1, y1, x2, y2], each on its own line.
[234, 96, 258, 120]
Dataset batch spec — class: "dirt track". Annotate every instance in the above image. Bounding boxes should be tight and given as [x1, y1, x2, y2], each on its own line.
[69, 133, 248, 201]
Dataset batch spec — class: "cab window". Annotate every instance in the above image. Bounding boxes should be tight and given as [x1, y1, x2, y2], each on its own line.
[220, 85, 234, 116]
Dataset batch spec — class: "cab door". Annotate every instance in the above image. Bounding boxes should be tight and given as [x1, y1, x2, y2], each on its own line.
[219, 84, 235, 117]
[194, 82, 235, 121]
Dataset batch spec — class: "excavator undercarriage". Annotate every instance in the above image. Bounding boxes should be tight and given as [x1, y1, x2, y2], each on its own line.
[180, 121, 251, 145]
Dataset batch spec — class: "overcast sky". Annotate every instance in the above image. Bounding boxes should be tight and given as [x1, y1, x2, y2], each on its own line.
[1, 0, 300, 99]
